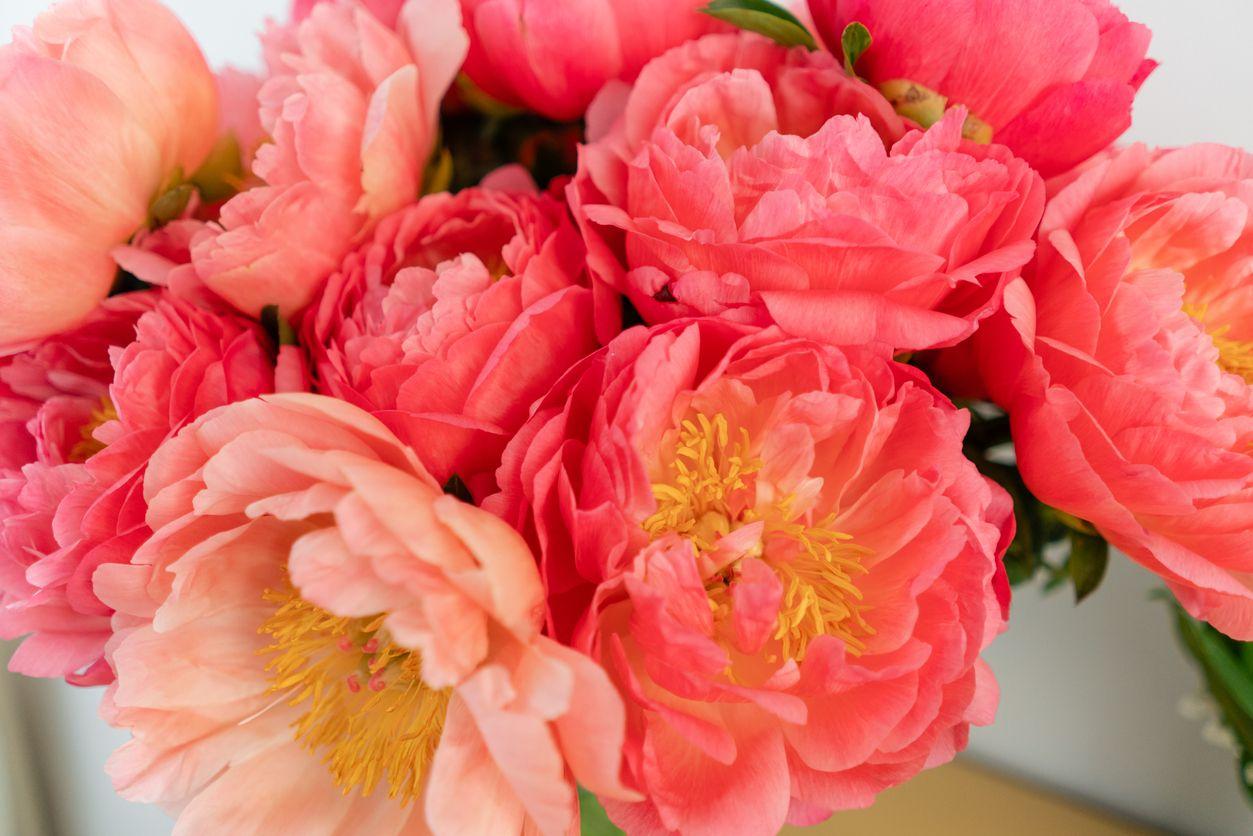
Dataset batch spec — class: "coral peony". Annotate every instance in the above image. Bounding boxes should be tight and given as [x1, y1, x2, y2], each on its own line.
[0, 294, 276, 684]
[0, 0, 218, 350]
[490, 318, 1012, 832]
[972, 144, 1253, 638]
[571, 33, 1043, 350]
[806, 0, 1155, 177]
[97, 394, 632, 834]
[458, 0, 723, 121]
[306, 179, 597, 500]
[194, 0, 468, 318]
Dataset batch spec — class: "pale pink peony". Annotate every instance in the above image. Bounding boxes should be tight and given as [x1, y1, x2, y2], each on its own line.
[194, 0, 468, 318]
[489, 318, 1012, 832]
[571, 33, 1043, 350]
[0, 293, 277, 684]
[458, 0, 723, 121]
[97, 394, 633, 834]
[807, 0, 1155, 177]
[305, 179, 597, 500]
[0, 0, 218, 350]
[970, 144, 1253, 638]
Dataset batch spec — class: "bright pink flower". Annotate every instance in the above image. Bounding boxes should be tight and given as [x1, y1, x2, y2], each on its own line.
[194, 0, 468, 318]
[305, 180, 597, 499]
[97, 394, 633, 834]
[0, 0, 218, 350]
[490, 318, 1012, 832]
[807, 0, 1155, 176]
[458, 0, 723, 121]
[0, 294, 277, 684]
[571, 33, 1043, 350]
[971, 144, 1253, 638]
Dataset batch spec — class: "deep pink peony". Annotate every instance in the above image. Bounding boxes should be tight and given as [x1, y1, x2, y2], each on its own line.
[571, 33, 1043, 350]
[0, 293, 276, 684]
[0, 0, 218, 350]
[97, 394, 633, 834]
[193, 0, 468, 318]
[458, 0, 723, 121]
[306, 178, 597, 500]
[490, 318, 1012, 832]
[970, 144, 1253, 638]
[807, 0, 1155, 177]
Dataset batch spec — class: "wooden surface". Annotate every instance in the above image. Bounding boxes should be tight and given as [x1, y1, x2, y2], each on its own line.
[786, 760, 1158, 835]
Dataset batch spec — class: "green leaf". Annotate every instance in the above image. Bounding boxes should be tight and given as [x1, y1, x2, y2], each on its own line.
[841, 22, 872, 75]
[190, 133, 246, 204]
[701, 0, 818, 50]
[1068, 531, 1109, 603]
[579, 787, 624, 836]
[260, 305, 298, 350]
[149, 182, 195, 226]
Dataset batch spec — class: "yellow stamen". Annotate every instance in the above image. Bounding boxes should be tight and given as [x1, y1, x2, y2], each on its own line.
[258, 585, 448, 803]
[69, 397, 118, 462]
[643, 412, 874, 661]
[1186, 304, 1253, 384]
[878, 78, 994, 143]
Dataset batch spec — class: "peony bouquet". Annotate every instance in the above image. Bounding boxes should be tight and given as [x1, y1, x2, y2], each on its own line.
[0, 0, 1249, 832]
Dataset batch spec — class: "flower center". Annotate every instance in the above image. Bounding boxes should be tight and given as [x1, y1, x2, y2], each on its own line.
[643, 412, 873, 660]
[878, 79, 993, 143]
[69, 396, 118, 462]
[1187, 304, 1253, 384]
[259, 584, 448, 803]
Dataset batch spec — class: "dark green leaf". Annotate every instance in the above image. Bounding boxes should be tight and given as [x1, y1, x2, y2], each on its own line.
[701, 0, 818, 50]
[149, 183, 195, 226]
[260, 305, 299, 350]
[442, 474, 474, 504]
[841, 22, 872, 75]
[1068, 531, 1108, 603]
[579, 787, 623, 836]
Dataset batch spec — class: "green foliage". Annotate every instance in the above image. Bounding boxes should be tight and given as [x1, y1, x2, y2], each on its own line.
[579, 787, 624, 836]
[701, 0, 818, 50]
[1170, 602, 1253, 804]
[841, 22, 872, 75]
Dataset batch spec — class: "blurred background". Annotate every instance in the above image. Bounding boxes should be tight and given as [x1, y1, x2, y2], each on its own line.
[1, 1, 1251, 834]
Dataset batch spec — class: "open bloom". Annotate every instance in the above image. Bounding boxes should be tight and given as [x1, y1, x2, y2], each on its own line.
[806, 0, 1155, 176]
[97, 394, 632, 834]
[458, 0, 722, 121]
[571, 33, 1043, 350]
[490, 319, 1012, 832]
[0, 294, 276, 684]
[306, 179, 597, 499]
[972, 144, 1253, 638]
[194, 0, 468, 318]
[0, 0, 218, 350]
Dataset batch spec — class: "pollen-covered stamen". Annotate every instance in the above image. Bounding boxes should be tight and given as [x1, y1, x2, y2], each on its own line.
[643, 411, 874, 661]
[1186, 304, 1253, 384]
[259, 585, 448, 803]
[69, 396, 118, 462]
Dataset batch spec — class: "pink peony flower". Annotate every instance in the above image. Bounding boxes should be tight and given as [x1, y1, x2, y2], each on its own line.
[489, 318, 1012, 832]
[806, 0, 1155, 177]
[97, 394, 633, 834]
[305, 179, 598, 500]
[0, 293, 277, 684]
[971, 144, 1253, 638]
[458, 0, 723, 121]
[193, 0, 468, 318]
[570, 33, 1043, 350]
[0, 0, 218, 350]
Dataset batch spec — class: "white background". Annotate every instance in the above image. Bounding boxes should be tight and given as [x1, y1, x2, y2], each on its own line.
[1, 0, 1251, 834]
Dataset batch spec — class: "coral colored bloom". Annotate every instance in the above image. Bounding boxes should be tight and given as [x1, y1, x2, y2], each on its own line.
[490, 319, 1012, 832]
[306, 181, 597, 499]
[194, 0, 468, 318]
[571, 33, 1043, 350]
[0, 294, 277, 684]
[458, 0, 723, 121]
[97, 394, 632, 835]
[0, 0, 218, 350]
[969, 144, 1253, 638]
[807, 0, 1155, 176]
